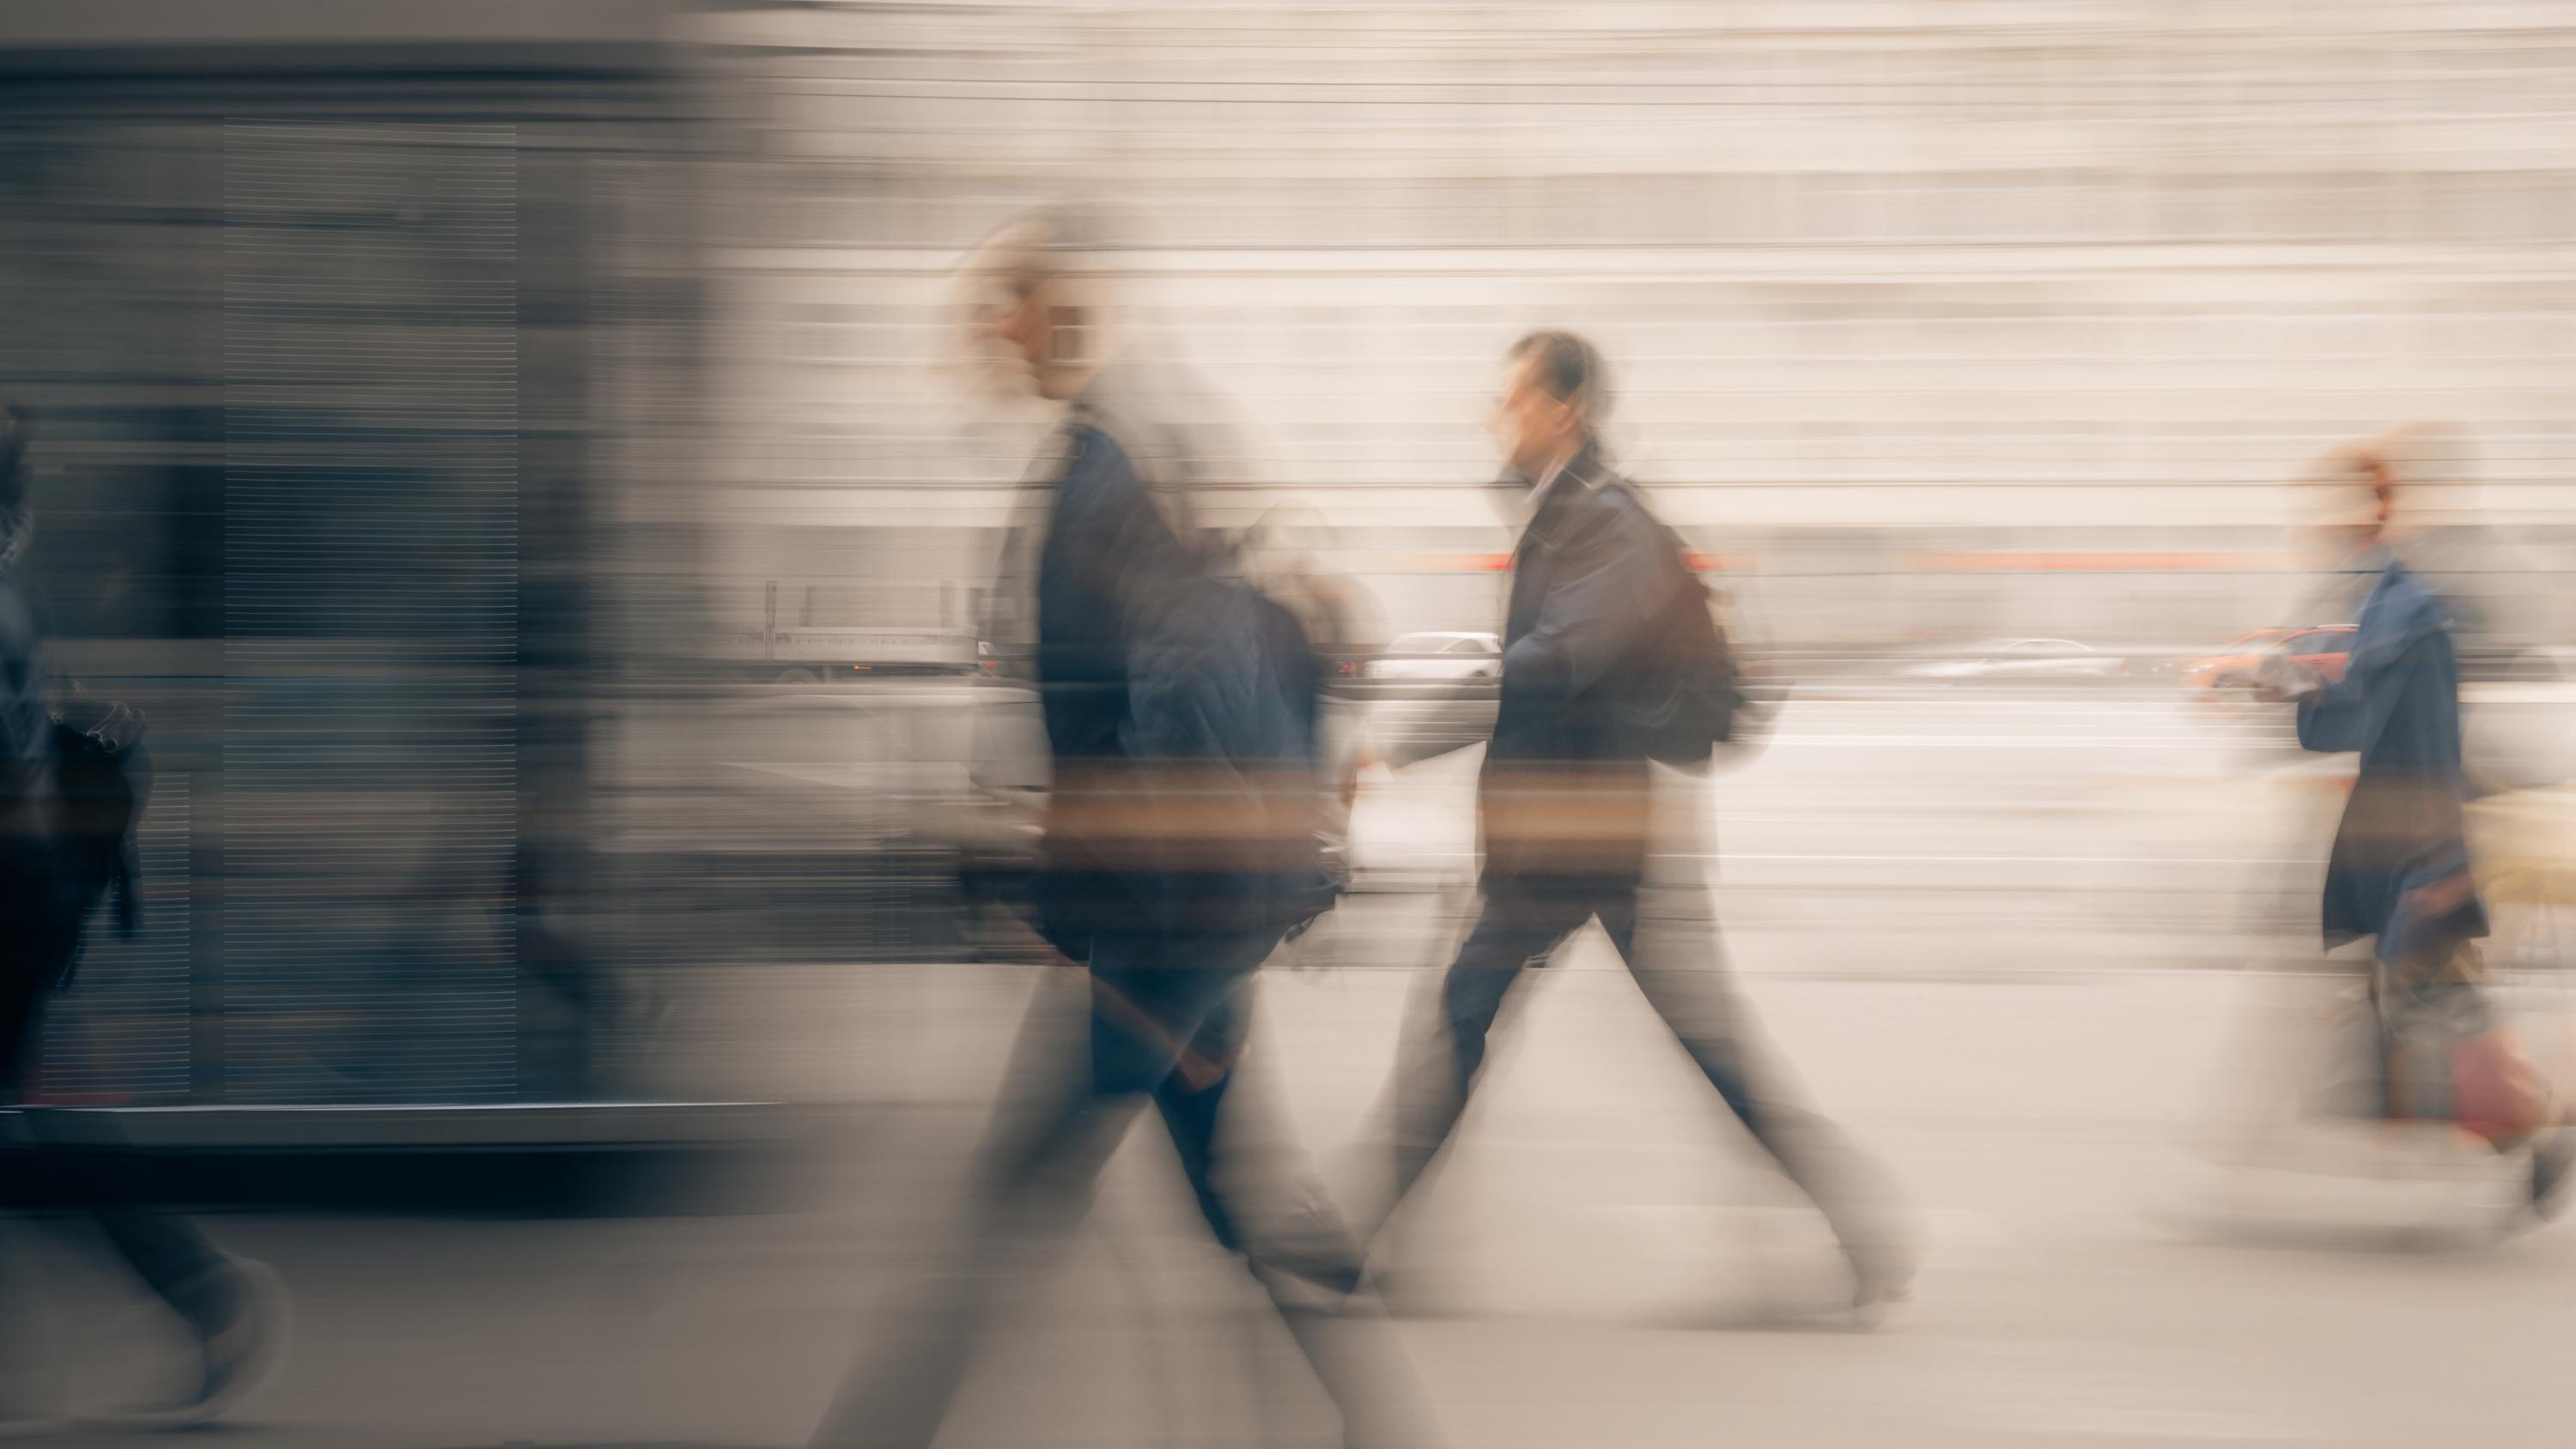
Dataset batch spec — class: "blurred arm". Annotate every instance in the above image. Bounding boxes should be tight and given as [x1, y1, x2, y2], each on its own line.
[2293, 682, 2372, 755]
[2294, 577, 2427, 755]
[1370, 679, 1492, 773]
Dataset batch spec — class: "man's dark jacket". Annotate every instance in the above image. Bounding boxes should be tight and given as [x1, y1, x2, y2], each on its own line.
[1029, 404, 1322, 957]
[1480, 447, 1685, 885]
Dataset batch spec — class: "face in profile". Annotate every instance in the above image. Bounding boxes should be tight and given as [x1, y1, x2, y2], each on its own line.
[965, 276, 1099, 403]
[2309, 450, 2395, 561]
[960, 273, 1036, 391]
[1491, 351, 1581, 482]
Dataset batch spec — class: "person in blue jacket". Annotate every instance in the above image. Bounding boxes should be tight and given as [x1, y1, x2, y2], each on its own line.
[2265, 433, 2573, 1212]
[2275, 441, 2487, 973]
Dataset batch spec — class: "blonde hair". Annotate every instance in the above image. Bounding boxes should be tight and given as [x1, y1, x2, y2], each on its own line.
[948, 204, 1126, 401]
[2303, 421, 2477, 534]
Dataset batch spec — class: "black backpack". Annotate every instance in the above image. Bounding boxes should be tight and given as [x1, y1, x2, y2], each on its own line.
[1242, 582, 1343, 939]
[49, 696, 149, 942]
[1603, 482, 1779, 773]
[1172, 568, 1340, 938]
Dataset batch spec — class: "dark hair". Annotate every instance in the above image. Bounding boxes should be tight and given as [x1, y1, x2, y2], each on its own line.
[1506, 330, 1608, 431]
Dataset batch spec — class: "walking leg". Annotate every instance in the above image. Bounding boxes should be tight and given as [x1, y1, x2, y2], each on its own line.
[1155, 969, 1447, 1449]
[1381, 889, 1582, 1232]
[1604, 888, 1919, 1308]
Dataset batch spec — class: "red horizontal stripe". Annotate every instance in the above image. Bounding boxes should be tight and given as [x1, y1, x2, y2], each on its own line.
[1911, 551, 2299, 572]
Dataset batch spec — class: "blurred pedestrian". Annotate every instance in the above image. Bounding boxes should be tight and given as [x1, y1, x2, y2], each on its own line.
[1365, 332, 1920, 1316]
[808, 209, 1443, 1449]
[2263, 432, 2576, 1212]
[0, 396, 289, 1429]
[2268, 436, 2490, 970]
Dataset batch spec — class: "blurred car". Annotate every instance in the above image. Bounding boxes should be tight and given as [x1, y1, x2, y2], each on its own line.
[2175, 625, 2354, 696]
[1896, 638, 2129, 682]
[1364, 631, 1502, 682]
[754, 627, 983, 684]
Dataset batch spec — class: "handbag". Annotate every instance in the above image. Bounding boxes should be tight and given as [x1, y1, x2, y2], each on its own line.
[2379, 979, 2555, 1145]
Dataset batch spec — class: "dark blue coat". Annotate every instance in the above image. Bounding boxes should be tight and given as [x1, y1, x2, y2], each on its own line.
[2296, 560, 2486, 965]
[1030, 419, 1321, 955]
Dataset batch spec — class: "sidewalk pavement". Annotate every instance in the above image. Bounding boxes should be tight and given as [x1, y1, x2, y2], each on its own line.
[14, 961, 2573, 1447]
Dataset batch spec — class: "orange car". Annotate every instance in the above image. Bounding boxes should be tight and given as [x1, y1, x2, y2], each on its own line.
[2179, 624, 2355, 695]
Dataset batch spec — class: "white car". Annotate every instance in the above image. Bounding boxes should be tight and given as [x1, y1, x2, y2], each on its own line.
[1898, 638, 2129, 682]
[1365, 631, 1503, 682]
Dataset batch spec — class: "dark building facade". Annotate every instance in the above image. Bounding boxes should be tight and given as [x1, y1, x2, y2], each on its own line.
[0, 3, 713, 1107]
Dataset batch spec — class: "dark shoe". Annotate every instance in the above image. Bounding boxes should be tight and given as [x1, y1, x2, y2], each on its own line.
[1848, 1234, 1922, 1325]
[2533, 1129, 2576, 1220]
[83, 1258, 292, 1430]
[1255, 1185, 1370, 1299]
[1267, 1246, 1365, 1300]
[198, 1258, 294, 1420]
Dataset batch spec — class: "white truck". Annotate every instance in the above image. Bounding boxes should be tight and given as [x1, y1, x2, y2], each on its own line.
[727, 580, 984, 682]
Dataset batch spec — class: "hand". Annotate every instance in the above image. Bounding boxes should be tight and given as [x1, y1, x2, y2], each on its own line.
[2252, 652, 2321, 704]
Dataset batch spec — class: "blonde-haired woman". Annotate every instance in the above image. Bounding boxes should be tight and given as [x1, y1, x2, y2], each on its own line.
[2263, 429, 2576, 1216]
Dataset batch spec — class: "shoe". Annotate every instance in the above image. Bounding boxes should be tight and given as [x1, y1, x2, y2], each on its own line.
[1357, 1257, 1452, 1321]
[82, 1258, 294, 1430]
[198, 1258, 294, 1422]
[1262, 1222, 1367, 1300]
[2532, 1129, 2576, 1220]
[1847, 1234, 1921, 1325]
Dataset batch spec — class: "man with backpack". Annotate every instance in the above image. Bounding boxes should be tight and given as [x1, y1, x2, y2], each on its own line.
[1365, 332, 1920, 1318]
[0, 397, 289, 1429]
[808, 210, 1442, 1449]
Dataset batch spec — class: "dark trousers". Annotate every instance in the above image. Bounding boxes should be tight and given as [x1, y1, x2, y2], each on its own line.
[1386, 869, 1906, 1284]
[811, 928, 1441, 1449]
[0, 897, 238, 1340]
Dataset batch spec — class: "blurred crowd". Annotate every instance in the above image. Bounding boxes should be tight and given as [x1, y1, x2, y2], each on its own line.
[2, 3, 2576, 1444]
